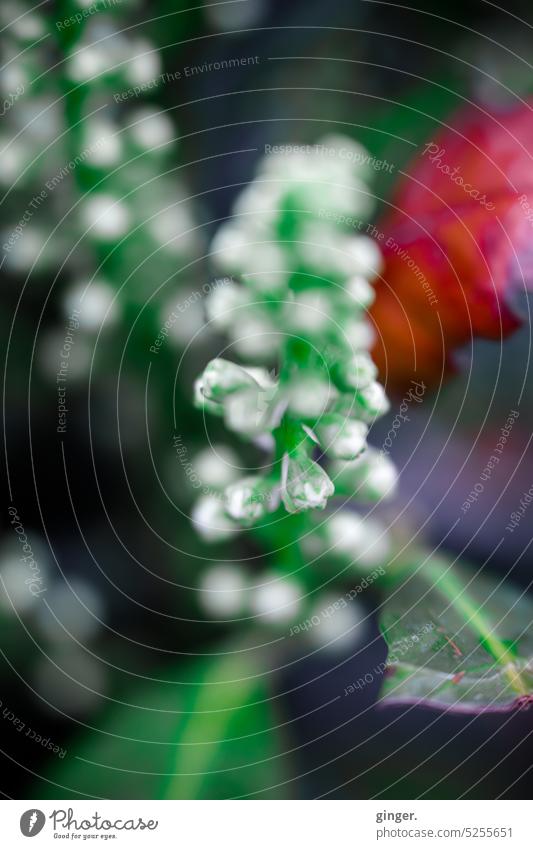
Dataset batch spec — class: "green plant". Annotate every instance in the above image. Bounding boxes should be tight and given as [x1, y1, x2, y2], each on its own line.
[192, 138, 533, 717]
[193, 137, 396, 640]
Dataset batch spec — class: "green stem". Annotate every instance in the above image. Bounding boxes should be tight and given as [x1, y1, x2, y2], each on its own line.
[160, 637, 266, 800]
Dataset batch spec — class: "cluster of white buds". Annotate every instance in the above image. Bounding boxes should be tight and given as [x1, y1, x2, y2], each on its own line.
[2, 4, 206, 356]
[199, 564, 302, 624]
[0, 0, 205, 375]
[194, 135, 397, 545]
[0, 4, 68, 273]
[0, 526, 108, 714]
[66, 18, 160, 88]
[198, 561, 368, 654]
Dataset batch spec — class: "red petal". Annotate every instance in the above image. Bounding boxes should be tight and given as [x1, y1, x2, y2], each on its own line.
[371, 101, 533, 388]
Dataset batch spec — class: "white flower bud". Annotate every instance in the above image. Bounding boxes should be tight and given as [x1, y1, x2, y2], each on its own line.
[35, 578, 104, 644]
[225, 476, 280, 524]
[250, 572, 302, 623]
[191, 495, 239, 542]
[129, 107, 174, 150]
[204, 0, 266, 30]
[242, 241, 286, 277]
[342, 317, 376, 351]
[345, 275, 376, 309]
[356, 517, 390, 568]
[333, 353, 378, 392]
[315, 414, 367, 460]
[286, 376, 337, 419]
[281, 452, 334, 513]
[126, 39, 161, 86]
[285, 289, 332, 334]
[242, 366, 277, 390]
[297, 223, 349, 276]
[243, 269, 289, 296]
[3, 227, 48, 271]
[166, 299, 205, 346]
[39, 330, 93, 381]
[0, 536, 49, 615]
[64, 279, 118, 331]
[233, 181, 282, 225]
[199, 564, 247, 616]
[0, 559, 36, 614]
[0, 63, 27, 98]
[319, 133, 370, 168]
[223, 384, 277, 436]
[201, 358, 257, 401]
[332, 449, 398, 501]
[146, 202, 199, 255]
[6, 8, 46, 40]
[210, 224, 250, 273]
[68, 45, 107, 82]
[354, 381, 390, 422]
[325, 511, 366, 556]
[361, 453, 398, 500]
[193, 377, 224, 416]
[316, 132, 356, 155]
[325, 512, 390, 569]
[0, 138, 28, 185]
[82, 194, 131, 241]
[345, 235, 383, 279]
[228, 312, 280, 362]
[205, 281, 250, 330]
[192, 445, 241, 490]
[84, 119, 123, 167]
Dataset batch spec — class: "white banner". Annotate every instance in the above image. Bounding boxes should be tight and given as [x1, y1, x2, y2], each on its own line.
[0, 800, 529, 848]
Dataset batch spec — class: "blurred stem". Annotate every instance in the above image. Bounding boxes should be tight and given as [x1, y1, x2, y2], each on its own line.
[160, 633, 272, 800]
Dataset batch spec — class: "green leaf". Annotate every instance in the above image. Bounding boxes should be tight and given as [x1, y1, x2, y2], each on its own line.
[34, 639, 291, 799]
[378, 555, 533, 712]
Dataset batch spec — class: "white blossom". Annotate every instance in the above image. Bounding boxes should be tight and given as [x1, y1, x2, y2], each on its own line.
[250, 572, 302, 623]
[315, 414, 368, 460]
[200, 358, 257, 401]
[199, 564, 247, 616]
[334, 353, 378, 392]
[353, 381, 390, 422]
[331, 449, 398, 501]
[191, 495, 239, 542]
[82, 194, 131, 241]
[225, 476, 280, 524]
[281, 452, 334, 513]
[192, 445, 241, 490]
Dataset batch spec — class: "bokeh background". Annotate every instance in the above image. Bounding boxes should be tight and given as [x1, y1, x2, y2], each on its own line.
[1, 0, 533, 799]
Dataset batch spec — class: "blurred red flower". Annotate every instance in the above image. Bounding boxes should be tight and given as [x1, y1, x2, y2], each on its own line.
[371, 100, 533, 389]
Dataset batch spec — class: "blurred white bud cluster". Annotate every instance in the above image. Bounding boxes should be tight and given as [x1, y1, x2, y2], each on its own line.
[198, 561, 368, 653]
[0, 531, 108, 716]
[304, 509, 392, 572]
[192, 136, 397, 551]
[208, 134, 383, 363]
[191, 138, 398, 634]
[0, 2, 206, 381]
[32, 573, 108, 717]
[0, 3, 69, 273]
[66, 19, 160, 87]
[68, 19, 204, 326]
